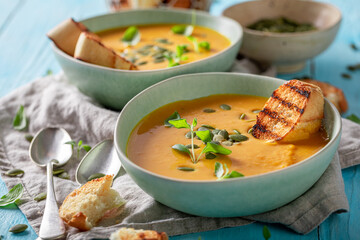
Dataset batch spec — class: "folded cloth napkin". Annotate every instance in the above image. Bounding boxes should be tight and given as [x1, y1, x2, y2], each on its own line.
[0, 72, 358, 240]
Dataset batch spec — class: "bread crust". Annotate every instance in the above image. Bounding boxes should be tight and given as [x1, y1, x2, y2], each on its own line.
[110, 227, 169, 240]
[252, 80, 324, 142]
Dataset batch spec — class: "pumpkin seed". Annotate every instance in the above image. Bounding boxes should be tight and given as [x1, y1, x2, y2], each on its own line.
[25, 134, 33, 143]
[137, 61, 148, 66]
[229, 134, 249, 142]
[248, 128, 254, 134]
[218, 130, 229, 140]
[239, 113, 246, 120]
[137, 50, 150, 56]
[205, 152, 216, 159]
[5, 169, 24, 177]
[155, 38, 172, 44]
[140, 44, 153, 50]
[233, 129, 241, 135]
[177, 167, 195, 172]
[203, 108, 216, 113]
[57, 171, 70, 180]
[212, 129, 220, 135]
[341, 73, 351, 79]
[197, 127, 209, 131]
[87, 173, 105, 181]
[185, 131, 196, 139]
[252, 109, 261, 113]
[185, 144, 200, 149]
[201, 124, 215, 130]
[220, 104, 231, 110]
[350, 43, 358, 51]
[245, 119, 256, 122]
[213, 134, 224, 142]
[34, 192, 47, 202]
[222, 141, 233, 146]
[153, 58, 165, 63]
[53, 169, 65, 175]
[210, 141, 220, 145]
[9, 224, 27, 233]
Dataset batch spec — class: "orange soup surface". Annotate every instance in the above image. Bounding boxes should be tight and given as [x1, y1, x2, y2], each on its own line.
[97, 24, 231, 70]
[127, 94, 328, 180]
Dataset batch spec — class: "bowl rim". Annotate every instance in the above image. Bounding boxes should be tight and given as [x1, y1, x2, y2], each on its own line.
[52, 8, 243, 73]
[114, 72, 342, 184]
[222, 0, 342, 38]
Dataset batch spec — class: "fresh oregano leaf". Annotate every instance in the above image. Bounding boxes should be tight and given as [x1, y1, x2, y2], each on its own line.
[198, 41, 210, 50]
[34, 192, 47, 202]
[196, 130, 212, 143]
[214, 162, 224, 178]
[122, 26, 140, 45]
[203, 142, 232, 155]
[168, 119, 190, 129]
[82, 145, 91, 152]
[0, 184, 23, 207]
[263, 225, 271, 240]
[64, 140, 76, 149]
[12, 105, 27, 131]
[164, 111, 181, 127]
[223, 170, 244, 179]
[171, 25, 193, 36]
[347, 114, 360, 124]
[187, 36, 199, 52]
[192, 118, 197, 127]
[172, 144, 191, 155]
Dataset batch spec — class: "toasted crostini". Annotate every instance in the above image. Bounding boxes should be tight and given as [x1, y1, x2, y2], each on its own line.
[252, 80, 324, 142]
[110, 227, 168, 240]
[74, 32, 137, 70]
[59, 175, 125, 231]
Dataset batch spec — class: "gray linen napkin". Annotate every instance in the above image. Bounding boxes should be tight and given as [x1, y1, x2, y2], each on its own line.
[0, 73, 357, 240]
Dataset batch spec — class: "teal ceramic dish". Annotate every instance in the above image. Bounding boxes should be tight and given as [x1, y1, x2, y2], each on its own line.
[52, 9, 242, 110]
[114, 73, 341, 217]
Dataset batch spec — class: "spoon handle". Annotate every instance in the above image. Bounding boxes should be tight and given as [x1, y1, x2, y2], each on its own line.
[39, 161, 66, 239]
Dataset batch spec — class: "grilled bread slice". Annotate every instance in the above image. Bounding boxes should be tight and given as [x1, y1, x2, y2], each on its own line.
[59, 175, 125, 231]
[301, 78, 348, 114]
[252, 80, 324, 142]
[74, 32, 137, 70]
[110, 228, 168, 240]
[47, 18, 94, 56]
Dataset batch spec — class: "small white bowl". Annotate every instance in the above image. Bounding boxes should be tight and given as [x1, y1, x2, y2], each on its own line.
[223, 0, 341, 73]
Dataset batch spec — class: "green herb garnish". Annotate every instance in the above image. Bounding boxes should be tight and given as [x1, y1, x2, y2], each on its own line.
[263, 225, 271, 240]
[122, 26, 140, 46]
[214, 162, 243, 180]
[65, 140, 91, 160]
[12, 105, 28, 131]
[46, 69, 53, 76]
[171, 25, 194, 36]
[164, 45, 189, 67]
[347, 114, 360, 124]
[167, 113, 231, 164]
[248, 17, 316, 33]
[164, 111, 181, 127]
[198, 41, 210, 50]
[186, 36, 210, 52]
[0, 184, 23, 207]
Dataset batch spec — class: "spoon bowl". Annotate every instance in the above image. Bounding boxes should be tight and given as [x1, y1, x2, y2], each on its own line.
[29, 127, 73, 240]
[76, 139, 121, 185]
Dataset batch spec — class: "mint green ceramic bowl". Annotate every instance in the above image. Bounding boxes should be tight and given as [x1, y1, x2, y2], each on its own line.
[52, 9, 242, 110]
[114, 73, 341, 217]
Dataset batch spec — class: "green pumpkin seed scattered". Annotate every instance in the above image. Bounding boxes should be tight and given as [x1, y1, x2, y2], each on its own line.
[34, 192, 47, 202]
[197, 126, 209, 131]
[185, 131, 196, 139]
[212, 129, 220, 135]
[220, 104, 231, 110]
[57, 171, 70, 180]
[153, 58, 165, 63]
[252, 109, 261, 114]
[25, 134, 33, 143]
[137, 61, 148, 66]
[213, 135, 224, 142]
[245, 119, 256, 122]
[205, 152, 216, 159]
[229, 134, 249, 142]
[201, 124, 215, 130]
[248, 128, 254, 134]
[185, 144, 200, 149]
[87, 173, 105, 181]
[9, 224, 27, 233]
[177, 167, 195, 172]
[218, 130, 229, 139]
[203, 108, 216, 113]
[239, 113, 246, 120]
[233, 129, 241, 135]
[5, 169, 24, 177]
[222, 141, 233, 146]
[53, 169, 65, 175]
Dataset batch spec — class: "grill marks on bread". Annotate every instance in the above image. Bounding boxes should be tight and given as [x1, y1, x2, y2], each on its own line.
[253, 80, 324, 142]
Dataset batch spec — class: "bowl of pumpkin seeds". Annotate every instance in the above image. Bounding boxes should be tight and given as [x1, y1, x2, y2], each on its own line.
[223, 0, 341, 73]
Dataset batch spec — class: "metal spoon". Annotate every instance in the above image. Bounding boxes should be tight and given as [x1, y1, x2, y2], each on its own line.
[76, 139, 121, 185]
[29, 127, 72, 240]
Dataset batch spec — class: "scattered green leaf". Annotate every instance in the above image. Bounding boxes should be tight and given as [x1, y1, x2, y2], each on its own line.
[263, 225, 271, 240]
[195, 130, 212, 143]
[214, 162, 224, 178]
[34, 192, 47, 202]
[9, 224, 27, 233]
[122, 26, 140, 45]
[223, 170, 244, 179]
[12, 105, 27, 131]
[214, 162, 244, 180]
[172, 144, 192, 156]
[168, 119, 190, 129]
[198, 41, 210, 50]
[5, 169, 24, 177]
[0, 184, 23, 207]
[203, 142, 232, 155]
[187, 36, 199, 52]
[171, 25, 193, 36]
[164, 111, 181, 127]
[46, 69, 53, 76]
[347, 114, 360, 124]
[65, 140, 91, 160]
[25, 134, 33, 143]
[87, 173, 105, 181]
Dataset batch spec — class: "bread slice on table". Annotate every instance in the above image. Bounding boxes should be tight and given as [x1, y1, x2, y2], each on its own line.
[252, 80, 324, 142]
[300, 78, 348, 114]
[110, 227, 168, 240]
[47, 18, 93, 56]
[59, 175, 125, 231]
[74, 32, 137, 70]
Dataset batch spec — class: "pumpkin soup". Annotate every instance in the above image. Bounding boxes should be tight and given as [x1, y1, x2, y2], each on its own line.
[127, 94, 328, 181]
[97, 24, 231, 70]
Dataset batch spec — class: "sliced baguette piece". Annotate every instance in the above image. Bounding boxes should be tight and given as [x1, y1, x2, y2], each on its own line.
[300, 78, 348, 113]
[252, 80, 324, 142]
[74, 32, 137, 70]
[59, 175, 125, 231]
[110, 227, 168, 240]
[47, 18, 91, 56]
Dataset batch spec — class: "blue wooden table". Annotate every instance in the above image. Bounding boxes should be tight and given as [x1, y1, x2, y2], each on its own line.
[1, 0, 359, 239]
